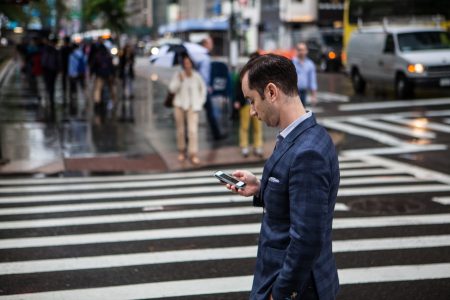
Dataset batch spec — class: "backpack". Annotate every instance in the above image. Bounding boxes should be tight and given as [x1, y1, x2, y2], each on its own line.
[68, 50, 86, 77]
[95, 50, 113, 78]
[76, 53, 86, 75]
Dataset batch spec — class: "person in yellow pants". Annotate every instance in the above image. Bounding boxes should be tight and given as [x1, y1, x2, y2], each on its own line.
[237, 103, 263, 157]
[234, 52, 264, 158]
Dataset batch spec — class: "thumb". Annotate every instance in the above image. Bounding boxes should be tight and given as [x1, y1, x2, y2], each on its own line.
[232, 170, 246, 180]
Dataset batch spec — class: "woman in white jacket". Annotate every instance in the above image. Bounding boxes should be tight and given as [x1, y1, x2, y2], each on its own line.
[169, 54, 207, 165]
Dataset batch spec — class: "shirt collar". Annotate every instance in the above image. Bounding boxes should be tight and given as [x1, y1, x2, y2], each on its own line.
[279, 110, 312, 139]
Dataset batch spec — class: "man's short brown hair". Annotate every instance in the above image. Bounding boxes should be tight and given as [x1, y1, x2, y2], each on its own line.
[240, 54, 298, 98]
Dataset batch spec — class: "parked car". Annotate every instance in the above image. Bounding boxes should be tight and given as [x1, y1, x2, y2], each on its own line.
[144, 37, 183, 56]
[303, 28, 343, 72]
[346, 26, 450, 98]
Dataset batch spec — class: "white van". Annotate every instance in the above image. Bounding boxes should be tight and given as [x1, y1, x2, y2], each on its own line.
[346, 26, 450, 98]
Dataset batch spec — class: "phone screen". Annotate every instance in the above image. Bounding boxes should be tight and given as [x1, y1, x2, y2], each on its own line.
[220, 173, 240, 184]
[214, 171, 245, 188]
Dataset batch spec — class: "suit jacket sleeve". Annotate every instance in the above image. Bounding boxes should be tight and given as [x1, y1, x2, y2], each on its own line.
[271, 149, 330, 299]
[253, 193, 263, 207]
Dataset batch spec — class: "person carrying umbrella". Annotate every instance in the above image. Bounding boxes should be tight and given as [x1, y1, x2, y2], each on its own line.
[168, 54, 206, 165]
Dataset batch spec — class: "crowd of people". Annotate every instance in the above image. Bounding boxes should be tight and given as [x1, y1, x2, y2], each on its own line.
[15, 35, 135, 122]
[12, 34, 318, 166]
[166, 35, 319, 166]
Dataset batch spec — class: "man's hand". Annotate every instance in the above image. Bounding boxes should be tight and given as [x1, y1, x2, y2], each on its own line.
[225, 170, 260, 197]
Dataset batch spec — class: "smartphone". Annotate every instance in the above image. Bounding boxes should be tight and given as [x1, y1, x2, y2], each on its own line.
[214, 171, 246, 189]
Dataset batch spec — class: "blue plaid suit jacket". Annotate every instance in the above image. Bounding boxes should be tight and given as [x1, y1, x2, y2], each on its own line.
[250, 115, 340, 300]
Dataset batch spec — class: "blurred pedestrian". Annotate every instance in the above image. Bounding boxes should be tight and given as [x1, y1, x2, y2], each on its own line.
[233, 52, 263, 157]
[225, 54, 339, 300]
[41, 37, 60, 122]
[15, 38, 28, 76]
[198, 36, 224, 140]
[292, 42, 318, 106]
[68, 43, 88, 116]
[92, 43, 116, 114]
[88, 38, 101, 76]
[169, 54, 206, 165]
[119, 44, 135, 99]
[26, 37, 43, 101]
[60, 36, 72, 100]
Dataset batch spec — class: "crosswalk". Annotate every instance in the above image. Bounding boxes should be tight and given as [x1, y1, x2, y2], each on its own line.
[321, 108, 450, 156]
[0, 155, 450, 299]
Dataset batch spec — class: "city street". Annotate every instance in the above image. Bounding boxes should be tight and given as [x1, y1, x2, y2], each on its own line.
[0, 56, 450, 299]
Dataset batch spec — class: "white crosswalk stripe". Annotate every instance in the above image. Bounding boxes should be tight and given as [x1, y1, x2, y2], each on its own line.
[2, 213, 450, 248]
[382, 115, 450, 134]
[432, 196, 450, 205]
[0, 156, 449, 299]
[320, 108, 450, 156]
[1, 235, 449, 276]
[1, 263, 450, 300]
[317, 91, 350, 103]
[339, 98, 450, 111]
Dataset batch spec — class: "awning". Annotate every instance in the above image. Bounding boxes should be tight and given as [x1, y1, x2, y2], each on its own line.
[158, 18, 229, 35]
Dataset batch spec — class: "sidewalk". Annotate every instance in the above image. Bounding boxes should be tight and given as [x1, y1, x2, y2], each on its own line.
[0, 58, 279, 176]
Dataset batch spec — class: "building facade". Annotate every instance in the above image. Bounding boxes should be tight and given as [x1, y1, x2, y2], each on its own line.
[155, 0, 343, 53]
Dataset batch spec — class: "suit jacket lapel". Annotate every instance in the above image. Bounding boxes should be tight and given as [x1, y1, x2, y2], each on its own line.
[260, 115, 318, 202]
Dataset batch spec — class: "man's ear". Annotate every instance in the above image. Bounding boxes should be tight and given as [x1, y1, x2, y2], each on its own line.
[265, 83, 278, 102]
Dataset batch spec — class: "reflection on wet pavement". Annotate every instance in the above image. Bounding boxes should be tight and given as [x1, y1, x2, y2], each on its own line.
[0, 58, 274, 175]
[0, 59, 159, 174]
[1, 123, 61, 161]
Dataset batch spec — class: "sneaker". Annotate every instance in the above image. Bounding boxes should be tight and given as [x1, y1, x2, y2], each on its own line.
[241, 147, 249, 157]
[254, 147, 263, 157]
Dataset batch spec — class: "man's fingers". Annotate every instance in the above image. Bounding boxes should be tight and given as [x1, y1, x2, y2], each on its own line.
[232, 170, 243, 177]
[226, 184, 237, 193]
[233, 170, 248, 180]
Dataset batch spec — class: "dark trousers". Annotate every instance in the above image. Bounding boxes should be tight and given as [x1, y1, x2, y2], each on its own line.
[204, 94, 223, 139]
[62, 71, 68, 97]
[69, 75, 86, 115]
[43, 70, 57, 121]
[27, 64, 39, 98]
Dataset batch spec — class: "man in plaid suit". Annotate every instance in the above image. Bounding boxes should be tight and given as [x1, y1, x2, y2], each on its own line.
[226, 54, 340, 300]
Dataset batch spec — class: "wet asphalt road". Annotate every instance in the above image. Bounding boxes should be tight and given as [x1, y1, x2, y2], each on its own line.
[0, 57, 450, 299]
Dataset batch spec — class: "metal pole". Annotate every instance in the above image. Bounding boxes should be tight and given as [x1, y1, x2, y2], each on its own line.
[229, 0, 238, 73]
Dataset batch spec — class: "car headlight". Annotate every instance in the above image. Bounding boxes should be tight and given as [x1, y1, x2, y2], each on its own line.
[110, 47, 118, 56]
[151, 47, 159, 55]
[407, 64, 425, 74]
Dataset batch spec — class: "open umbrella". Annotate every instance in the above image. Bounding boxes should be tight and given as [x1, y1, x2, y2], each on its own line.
[149, 42, 208, 68]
